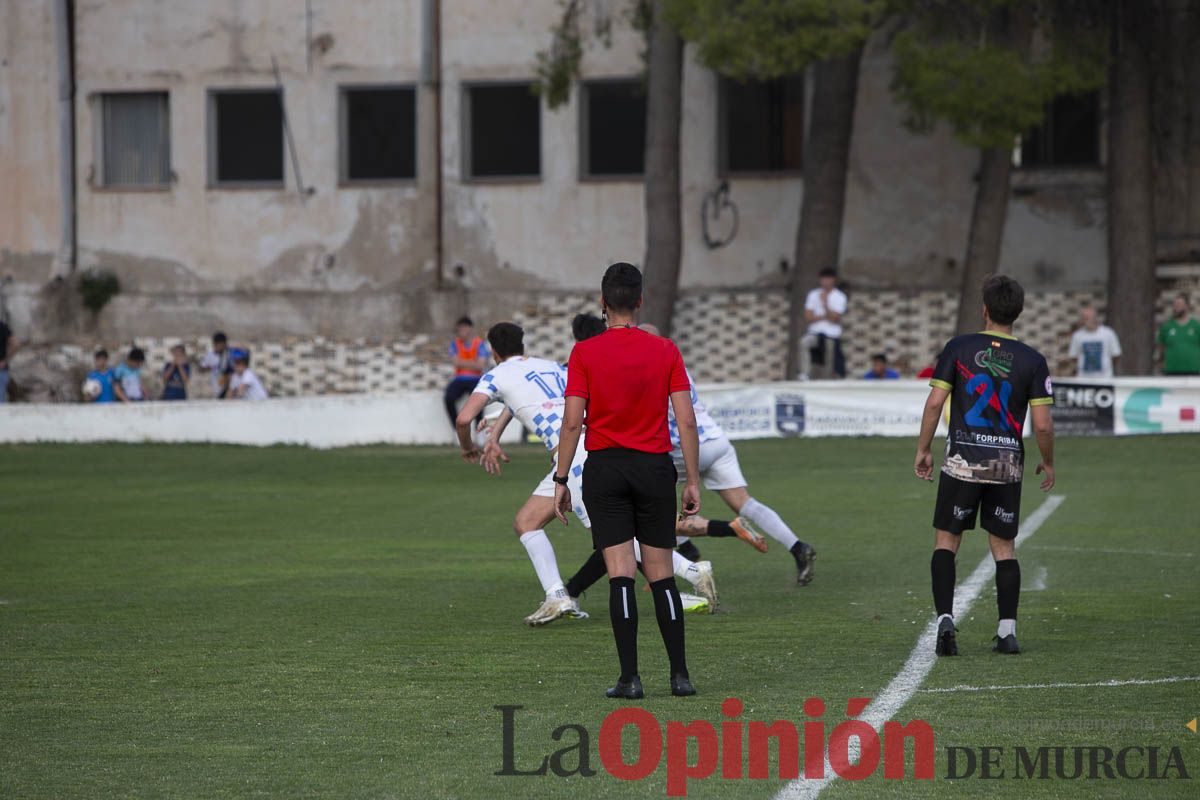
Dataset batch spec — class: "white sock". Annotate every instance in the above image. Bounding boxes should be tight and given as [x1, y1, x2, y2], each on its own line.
[519, 530, 565, 596]
[676, 535, 691, 545]
[673, 550, 696, 580]
[741, 497, 800, 550]
[997, 618, 1016, 638]
[937, 613, 954, 626]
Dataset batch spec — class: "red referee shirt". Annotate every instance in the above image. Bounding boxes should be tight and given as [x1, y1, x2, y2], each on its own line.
[565, 326, 691, 453]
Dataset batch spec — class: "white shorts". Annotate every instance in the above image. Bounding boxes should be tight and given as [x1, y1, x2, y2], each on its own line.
[671, 436, 747, 491]
[533, 438, 591, 528]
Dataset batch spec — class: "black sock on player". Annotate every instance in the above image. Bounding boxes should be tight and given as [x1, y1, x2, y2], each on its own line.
[566, 551, 608, 598]
[608, 577, 639, 681]
[649, 577, 688, 679]
[995, 558, 1020, 619]
[931, 548, 956, 618]
[706, 520, 736, 538]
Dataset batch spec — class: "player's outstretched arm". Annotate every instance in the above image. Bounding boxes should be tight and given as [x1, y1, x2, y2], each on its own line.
[914, 386, 949, 481]
[670, 390, 701, 516]
[1031, 404, 1055, 491]
[480, 407, 514, 475]
[553, 395, 587, 526]
[455, 393, 491, 462]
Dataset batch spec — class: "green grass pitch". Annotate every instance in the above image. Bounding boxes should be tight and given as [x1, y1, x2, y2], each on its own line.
[1, 436, 1197, 798]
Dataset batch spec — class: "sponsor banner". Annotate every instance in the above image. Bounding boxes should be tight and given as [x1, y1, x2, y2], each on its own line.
[1051, 380, 1116, 436]
[1115, 383, 1200, 435]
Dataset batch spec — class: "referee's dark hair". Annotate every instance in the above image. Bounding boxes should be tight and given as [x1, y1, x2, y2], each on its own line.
[982, 274, 1025, 326]
[601, 262, 643, 313]
[486, 322, 525, 358]
[572, 313, 607, 343]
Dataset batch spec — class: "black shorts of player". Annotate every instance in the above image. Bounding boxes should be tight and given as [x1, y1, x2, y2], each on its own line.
[933, 473, 1022, 540]
[583, 448, 678, 551]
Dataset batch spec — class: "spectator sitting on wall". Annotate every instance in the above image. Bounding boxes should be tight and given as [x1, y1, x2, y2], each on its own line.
[113, 347, 146, 402]
[86, 349, 116, 403]
[863, 353, 900, 380]
[0, 317, 18, 403]
[1069, 305, 1122, 378]
[1158, 293, 1200, 376]
[161, 344, 191, 401]
[200, 331, 234, 399]
[800, 268, 848, 379]
[229, 350, 269, 400]
[444, 316, 491, 426]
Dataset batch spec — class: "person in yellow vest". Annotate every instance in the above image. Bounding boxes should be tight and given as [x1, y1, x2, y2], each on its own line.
[444, 316, 491, 426]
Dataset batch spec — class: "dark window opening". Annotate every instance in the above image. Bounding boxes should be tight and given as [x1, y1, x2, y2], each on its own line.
[1019, 91, 1100, 168]
[101, 92, 170, 187]
[583, 80, 646, 177]
[467, 84, 540, 178]
[722, 75, 804, 173]
[343, 87, 417, 181]
[212, 90, 283, 184]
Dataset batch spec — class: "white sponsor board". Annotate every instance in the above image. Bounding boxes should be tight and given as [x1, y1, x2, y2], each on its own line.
[0, 378, 1196, 447]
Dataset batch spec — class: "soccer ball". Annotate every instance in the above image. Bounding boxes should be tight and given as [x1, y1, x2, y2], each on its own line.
[82, 378, 102, 399]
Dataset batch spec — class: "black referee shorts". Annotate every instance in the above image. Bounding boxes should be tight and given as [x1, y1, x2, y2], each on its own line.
[933, 473, 1022, 540]
[583, 448, 678, 551]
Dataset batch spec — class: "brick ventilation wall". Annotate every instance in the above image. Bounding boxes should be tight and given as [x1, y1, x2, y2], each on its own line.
[54, 279, 1200, 398]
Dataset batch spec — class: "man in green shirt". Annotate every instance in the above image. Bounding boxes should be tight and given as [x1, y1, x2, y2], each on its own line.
[1158, 294, 1200, 375]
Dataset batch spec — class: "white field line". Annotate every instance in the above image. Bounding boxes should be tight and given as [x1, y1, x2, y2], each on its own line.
[1025, 544, 1194, 558]
[918, 675, 1200, 694]
[774, 494, 1066, 800]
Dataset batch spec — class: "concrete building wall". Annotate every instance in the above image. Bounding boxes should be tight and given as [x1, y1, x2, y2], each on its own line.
[0, 0, 1109, 346]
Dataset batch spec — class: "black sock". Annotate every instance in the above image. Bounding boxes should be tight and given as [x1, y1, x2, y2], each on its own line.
[995, 559, 1021, 621]
[649, 577, 688, 678]
[608, 577, 638, 681]
[789, 541, 810, 556]
[565, 551, 608, 598]
[706, 520, 736, 538]
[931, 548, 956, 618]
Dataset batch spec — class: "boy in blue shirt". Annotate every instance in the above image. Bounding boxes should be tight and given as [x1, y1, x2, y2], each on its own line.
[113, 347, 146, 402]
[160, 344, 191, 401]
[863, 353, 901, 380]
[86, 349, 116, 402]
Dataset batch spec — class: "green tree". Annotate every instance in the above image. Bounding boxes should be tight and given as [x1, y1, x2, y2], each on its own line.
[535, 1, 687, 335]
[889, 0, 1107, 335]
[667, 0, 879, 377]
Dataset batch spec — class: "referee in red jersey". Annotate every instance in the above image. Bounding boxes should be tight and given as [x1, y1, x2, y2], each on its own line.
[554, 262, 703, 699]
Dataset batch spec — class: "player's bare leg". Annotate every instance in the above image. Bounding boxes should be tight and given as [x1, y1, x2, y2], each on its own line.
[513, 496, 587, 626]
[717, 486, 816, 584]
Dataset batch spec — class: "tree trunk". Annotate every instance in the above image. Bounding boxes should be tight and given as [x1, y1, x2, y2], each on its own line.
[953, 147, 1013, 335]
[1107, 0, 1157, 375]
[786, 44, 863, 378]
[640, 2, 684, 335]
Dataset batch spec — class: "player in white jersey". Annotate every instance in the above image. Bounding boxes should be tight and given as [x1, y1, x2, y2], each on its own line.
[457, 322, 718, 625]
[640, 323, 818, 585]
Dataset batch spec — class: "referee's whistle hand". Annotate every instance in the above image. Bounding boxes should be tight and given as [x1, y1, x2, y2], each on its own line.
[681, 484, 701, 516]
[554, 484, 571, 526]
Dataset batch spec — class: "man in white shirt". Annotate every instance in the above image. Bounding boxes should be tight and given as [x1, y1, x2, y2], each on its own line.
[1068, 305, 1121, 378]
[229, 351, 269, 400]
[800, 268, 848, 378]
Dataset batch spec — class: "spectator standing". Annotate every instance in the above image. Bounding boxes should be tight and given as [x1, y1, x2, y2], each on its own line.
[113, 347, 146, 402]
[800, 268, 848, 379]
[1068, 305, 1122, 378]
[199, 332, 234, 398]
[863, 353, 900, 380]
[86, 349, 116, 403]
[0, 318, 17, 403]
[444, 316, 491, 426]
[229, 350, 269, 400]
[161, 345, 191, 401]
[1158, 294, 1200, 376]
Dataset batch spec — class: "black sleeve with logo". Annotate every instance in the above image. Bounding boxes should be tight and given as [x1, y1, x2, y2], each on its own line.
[930, 333, 1053, 484]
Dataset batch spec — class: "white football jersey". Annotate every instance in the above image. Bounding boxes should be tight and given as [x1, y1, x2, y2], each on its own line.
[668, 368, 724, 449]
[473, 356, 570, 452]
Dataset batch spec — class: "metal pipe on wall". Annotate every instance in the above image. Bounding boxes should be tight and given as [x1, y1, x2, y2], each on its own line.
[421, 0, 443, 291]
[52, 0, 76, 279]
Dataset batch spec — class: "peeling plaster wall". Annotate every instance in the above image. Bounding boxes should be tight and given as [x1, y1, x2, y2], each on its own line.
[0, 0, 1109, 345]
